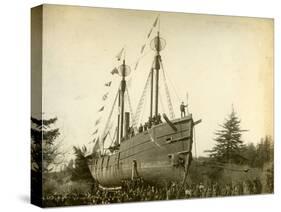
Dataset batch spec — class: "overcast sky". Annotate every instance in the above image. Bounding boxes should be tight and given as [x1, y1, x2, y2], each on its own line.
[37, 4, 273, 157]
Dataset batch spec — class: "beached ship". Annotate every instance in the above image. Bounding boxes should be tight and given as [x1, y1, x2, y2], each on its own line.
[87, 17, 201, 188]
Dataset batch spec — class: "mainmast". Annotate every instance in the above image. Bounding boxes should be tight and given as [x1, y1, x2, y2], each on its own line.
[120, 60, 126, 140]
[150, 30, 166, 118]
[154, 32, 161, 116]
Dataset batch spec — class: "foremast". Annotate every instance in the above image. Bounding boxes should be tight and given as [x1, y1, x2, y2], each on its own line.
[116, 59, 131, 145]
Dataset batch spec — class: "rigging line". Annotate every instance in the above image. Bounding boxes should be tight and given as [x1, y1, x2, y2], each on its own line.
[124, 86, 138, 154]
[169, 76, 181, 103]
[112, 126, 117, 143]
[193, 127, 198, 159]
[159, 88, 166, 115]
[107, 130, 115, 149]
[139, 81, 149, 126]
[104, 120, 115, 145]
[125, 86, 134, 118]
[132, 71, 152, 127]
[160, 59, 181, 103]
[159, 59, 175, 119]
[100, 88, 119, 150]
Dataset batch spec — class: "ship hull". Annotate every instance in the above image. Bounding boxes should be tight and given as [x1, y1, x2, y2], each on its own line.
[88, 115, 194, 187]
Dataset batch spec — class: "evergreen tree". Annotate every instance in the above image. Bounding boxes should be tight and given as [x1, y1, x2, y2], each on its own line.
[206, 108, 247, 163]
[31, 116, 62, 173]
[255, 136, 273, 167]
[71, 145, 94, 181]
[241, 142, 257, 166]
[31, 116, 61, 205]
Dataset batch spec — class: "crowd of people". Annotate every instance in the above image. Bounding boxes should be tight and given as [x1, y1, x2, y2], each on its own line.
[42, 177, 268, 207]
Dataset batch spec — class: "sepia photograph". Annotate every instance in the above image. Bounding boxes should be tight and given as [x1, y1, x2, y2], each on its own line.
[31, 4, 274, 207]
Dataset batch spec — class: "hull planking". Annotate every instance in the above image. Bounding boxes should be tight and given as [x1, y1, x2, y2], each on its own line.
[88, 114, 194, 187]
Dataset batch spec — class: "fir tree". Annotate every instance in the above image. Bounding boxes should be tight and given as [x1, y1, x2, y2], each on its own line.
[31, 116, 61, 205]
[206, 108, 247, 163]
[71, 145, 93, 181]
[31, 116, 62, 173]
[255, 136, 274, 167]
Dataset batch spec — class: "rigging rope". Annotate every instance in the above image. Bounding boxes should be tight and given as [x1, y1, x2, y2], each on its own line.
[160, 58, 181, 104]
[132, 71, 152, 128]
[107, 126, 118, 149]
[100, 89, 119, 152]
[159, 90, 166, 115]
[138, 83, 149, 126]
[193, 127, 198, 159]
[159, 59, 175, 119]
[125, 86, 134, 119]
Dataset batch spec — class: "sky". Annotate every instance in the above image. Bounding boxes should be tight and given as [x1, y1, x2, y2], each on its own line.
[36, 4, 274, 157]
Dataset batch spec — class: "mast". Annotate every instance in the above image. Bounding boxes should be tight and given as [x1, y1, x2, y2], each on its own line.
[120, 60, 126, 140]
[118, 59, 131, 142]
[151, 31, 165, 117]
[150, 67, 154, 118]
[116, 90, 120, 145]
[155, 32, 161, 116]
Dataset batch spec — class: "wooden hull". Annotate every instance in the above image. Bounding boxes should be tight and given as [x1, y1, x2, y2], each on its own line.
[87, 115, 194, 187]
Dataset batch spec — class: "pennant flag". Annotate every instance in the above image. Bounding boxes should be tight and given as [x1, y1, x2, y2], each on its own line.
[92, 129, 98, 135]
[134, 61, 139, 70]
[98, 106, 104, 112]
[102, 92, 109, 101]
[105, 81, 112, 87]
[147, 28, 153, 38]
[111, 67, 118, 75]
[153, 17, 158, 27]
[94, 119, 100, 126]
[140, 44, 146, 54]
[116, 48, 124, 61]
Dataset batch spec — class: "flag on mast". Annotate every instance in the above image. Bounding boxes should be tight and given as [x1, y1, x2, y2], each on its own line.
[153, 16, 158, 27]
[102, 92, 109, 101]
[134, 61, 139, 70]
[147, 28, 153, 38]
[98, 106, 104, 112]
[140, 44, 146, 54]
[92, 129, 98, 135]
[105, 81, 112, 87]
[111, 67, 118, 75]
[94, 118, 101, 126]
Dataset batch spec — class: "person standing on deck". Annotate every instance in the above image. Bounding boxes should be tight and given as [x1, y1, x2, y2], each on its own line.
[180, 101, 188, 117]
